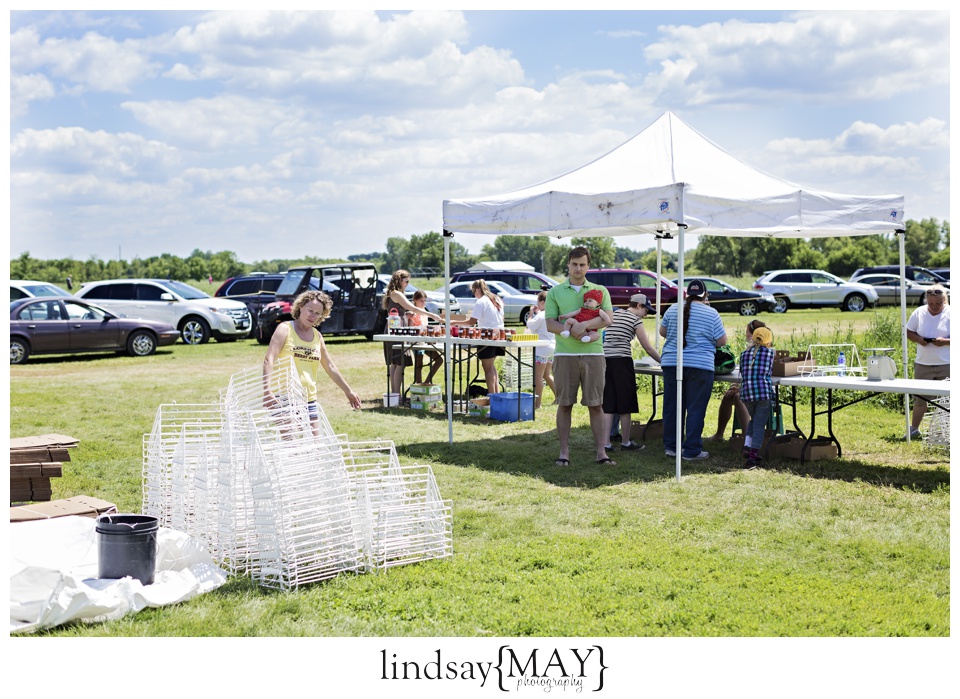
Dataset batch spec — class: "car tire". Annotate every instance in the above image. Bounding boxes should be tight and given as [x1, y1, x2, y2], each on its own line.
[843, 293, 867, 313]
[126, 330, 158, 357]
[519, 306, 531, 325]
[738, 300, 759, 316]
[180, 316, 210, 345]
[772, 296, 789, 313]
[247, 310, 260, 338]
[256, 324, 274, 345]
[11, 337, 30, 365]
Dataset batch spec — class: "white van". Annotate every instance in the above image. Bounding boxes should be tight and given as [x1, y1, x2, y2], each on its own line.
[76, 278, 251, 344]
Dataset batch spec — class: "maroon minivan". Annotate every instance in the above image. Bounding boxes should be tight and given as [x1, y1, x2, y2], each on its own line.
[584, 268, 681, 309]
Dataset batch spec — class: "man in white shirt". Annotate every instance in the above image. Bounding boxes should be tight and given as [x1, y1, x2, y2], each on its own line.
[905, 284, 950, 438]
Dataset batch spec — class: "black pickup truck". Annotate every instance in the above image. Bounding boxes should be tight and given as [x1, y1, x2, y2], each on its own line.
[256, 263, 381, 344]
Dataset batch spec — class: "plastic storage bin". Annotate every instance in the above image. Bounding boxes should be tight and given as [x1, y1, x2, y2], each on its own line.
[489, 392, 534, 422]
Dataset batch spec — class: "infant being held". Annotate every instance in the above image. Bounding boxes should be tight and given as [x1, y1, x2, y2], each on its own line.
[559, 289, 612, 343]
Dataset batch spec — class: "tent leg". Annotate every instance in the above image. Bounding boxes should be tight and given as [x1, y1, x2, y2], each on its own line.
[899, 230, 911, 442]
[675, 230, 684, 481]
[443, 232, 453, 444]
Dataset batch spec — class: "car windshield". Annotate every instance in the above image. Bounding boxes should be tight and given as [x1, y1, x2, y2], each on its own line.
[491, 281, 522, 295]
[157, 280, 209, 299]
[21, 283, 70, 297]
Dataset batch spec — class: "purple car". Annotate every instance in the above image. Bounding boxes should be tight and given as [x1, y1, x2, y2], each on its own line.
[10, 296, 181, 364]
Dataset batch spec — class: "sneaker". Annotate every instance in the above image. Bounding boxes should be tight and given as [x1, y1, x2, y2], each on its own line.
[909, 427, 922, 440]
[603, 444, 616, 452]
[745, 457, 763, 469]
[620, 442, 644, 451]
[682, 451, 710, 461]
[665, 449, 676, 457]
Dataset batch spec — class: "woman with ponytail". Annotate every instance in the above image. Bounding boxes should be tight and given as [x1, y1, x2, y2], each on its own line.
[452, 279, 506, 394]
[737, 324, 775, 468]
[658, 279, 727, 461]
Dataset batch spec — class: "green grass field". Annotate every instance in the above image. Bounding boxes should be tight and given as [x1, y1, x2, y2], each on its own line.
[9, 306, 949, 636]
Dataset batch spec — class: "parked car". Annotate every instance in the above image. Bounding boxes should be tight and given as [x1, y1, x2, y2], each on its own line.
[257, 263, 380, 344]
[374, 275, 460, 316]
[851, 265, 949, 288]
[752, 270, 879, 313]
[584, 268, 680, 308]
[214, 273, 285, 337]
[447, 280, 539, 325]
[449, 269, 557, 294]
[847, 273, 928, 306]
[931, 268, 950, 282]
[10, 280, 71, 301]
[10, 296, 180, 364]
[668, 277, 776, 315]
[76, 279, 251, 344]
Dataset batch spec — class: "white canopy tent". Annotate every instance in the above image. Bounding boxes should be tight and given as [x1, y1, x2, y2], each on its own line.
[440, 112, 908, 478]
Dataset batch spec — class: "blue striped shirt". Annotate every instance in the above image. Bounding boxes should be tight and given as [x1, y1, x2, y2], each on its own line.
[659, 302, 725, 371]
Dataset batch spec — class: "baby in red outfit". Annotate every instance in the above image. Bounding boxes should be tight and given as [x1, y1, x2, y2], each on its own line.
[559, 289, 611, 343]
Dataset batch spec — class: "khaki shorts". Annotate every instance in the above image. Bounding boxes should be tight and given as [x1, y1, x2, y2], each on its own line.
[553, 355, 606, 406]
[913, 362, 949, 410]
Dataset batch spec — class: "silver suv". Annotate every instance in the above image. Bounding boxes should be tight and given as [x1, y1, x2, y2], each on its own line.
[752, 270, 879, 313]
[76, 278, 251, 344]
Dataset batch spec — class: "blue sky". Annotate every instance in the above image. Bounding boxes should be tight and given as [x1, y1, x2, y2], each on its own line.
[7, 9, 950, 265]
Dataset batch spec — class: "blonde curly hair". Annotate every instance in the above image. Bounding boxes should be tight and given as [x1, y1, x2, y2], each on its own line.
[291, 290, 333, 326]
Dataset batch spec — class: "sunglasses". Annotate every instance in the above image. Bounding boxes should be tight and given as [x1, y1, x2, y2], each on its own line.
[926, 290, 945, 296]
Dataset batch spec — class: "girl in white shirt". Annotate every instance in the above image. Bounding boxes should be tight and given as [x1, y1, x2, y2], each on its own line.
[453, 279, 505, 394]
[526, 291, 556, 408]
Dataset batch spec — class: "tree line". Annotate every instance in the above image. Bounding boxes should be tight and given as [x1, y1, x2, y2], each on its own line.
[10, 218, 948, 287]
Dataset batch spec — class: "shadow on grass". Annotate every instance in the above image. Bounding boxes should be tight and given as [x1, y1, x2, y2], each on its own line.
[17, 349, 177, 365]
[394, 415, 950, 494]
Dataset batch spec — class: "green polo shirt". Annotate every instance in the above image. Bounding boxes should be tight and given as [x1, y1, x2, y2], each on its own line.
[545, 278, 613, 355]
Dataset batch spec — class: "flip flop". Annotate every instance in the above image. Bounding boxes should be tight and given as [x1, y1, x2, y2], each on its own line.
[555, 458, 570, 467]
[596, 457, 617, 466]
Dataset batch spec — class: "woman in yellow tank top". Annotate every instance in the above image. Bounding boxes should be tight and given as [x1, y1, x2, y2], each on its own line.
[263, 290, 361, 436]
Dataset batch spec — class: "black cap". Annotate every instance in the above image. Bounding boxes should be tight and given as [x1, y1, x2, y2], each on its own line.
[686, 279, 707, 298]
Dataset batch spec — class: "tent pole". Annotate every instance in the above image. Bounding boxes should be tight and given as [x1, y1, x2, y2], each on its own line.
[898, 229, 911, 441]
[443, 231, 453, 444]
[675, 230, 684, 481]
[655, 236, 663, 352]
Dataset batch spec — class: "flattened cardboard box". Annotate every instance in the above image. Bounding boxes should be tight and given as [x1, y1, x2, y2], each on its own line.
[11, 495, 116, 523]
[9, 434, 79, 450]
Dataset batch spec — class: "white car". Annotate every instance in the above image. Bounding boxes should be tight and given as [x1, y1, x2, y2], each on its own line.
[752, 269, 880, 313]
[10, 279, 72, 301]
[376, 275, 460, 316]
[448, 280, 539, 325]
[76, 278, 251, 344]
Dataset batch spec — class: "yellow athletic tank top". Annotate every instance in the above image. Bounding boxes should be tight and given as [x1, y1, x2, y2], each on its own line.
[279, 321, 322, 402]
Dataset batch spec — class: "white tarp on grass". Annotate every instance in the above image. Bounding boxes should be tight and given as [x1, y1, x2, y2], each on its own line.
[10, 516, 227, 634]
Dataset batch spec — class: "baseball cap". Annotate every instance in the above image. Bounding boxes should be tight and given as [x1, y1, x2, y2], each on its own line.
[686, 279, 708, 298]
[630, 293, 655, 314]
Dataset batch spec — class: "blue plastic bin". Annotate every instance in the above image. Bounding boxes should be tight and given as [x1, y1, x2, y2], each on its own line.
[489, 392, 534, 422]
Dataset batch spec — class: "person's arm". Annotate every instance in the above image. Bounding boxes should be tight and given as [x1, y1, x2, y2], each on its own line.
[318, 336, 362, 409]
[262, 322, 291, 409]
[597, 308, 613, 326]
[635, 324, 661, 364]
[906, 329, 927, 346]
[526, 311, 545, 333]
[390, 290, 441, 323]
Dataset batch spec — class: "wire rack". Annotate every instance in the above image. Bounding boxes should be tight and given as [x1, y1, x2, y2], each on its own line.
[922, 394, 950, 452]
[141, 359, 453, 590]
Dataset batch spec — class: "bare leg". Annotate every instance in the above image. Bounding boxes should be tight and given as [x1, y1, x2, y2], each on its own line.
[544, 361, 556, 398]
[481, 357, 499, 394]
[912, 398, 927, 431]
[556, 404, 572, 460]
[425, 351, 443, 384]
[389, 363, 404, 396]
[603, 412, 616, 446]
[733, 396, 750, 436]
[589, 405, 612, 461]
[534, 362, 546, 408]
[413, 353, 425, 384]
[621, 414, 633, 444]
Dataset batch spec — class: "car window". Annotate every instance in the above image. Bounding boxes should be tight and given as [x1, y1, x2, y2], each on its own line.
[449, 285, 474, 298]
[512, 276, 541, 292]
[137, 284, 167, 301]
[774, 273, 810, 283]
[261, 278, 282, 293]
[277, 270, 308, 296]
[913, 270, 937, 283]
[11, 287, 27, 301]
[810, 273, 836, 284]
[18, 300, 62, 321]
[701, 279, 725, 293]
[89, 282, 136, 300]
[227, 279, 261, 295]
[157, 280, 208, 299]
[64, 301, 106, 320]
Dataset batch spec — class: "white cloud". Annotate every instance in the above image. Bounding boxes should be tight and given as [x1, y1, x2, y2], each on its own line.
[643, 11, 949, 106]
[10, 73, 56, 116]
[10, 25, 161, 94]
[766, 118, 948, 157]
[11, 127, 180, 178]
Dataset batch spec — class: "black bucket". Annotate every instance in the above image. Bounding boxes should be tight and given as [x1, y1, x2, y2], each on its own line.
[96, 514, 159, 585]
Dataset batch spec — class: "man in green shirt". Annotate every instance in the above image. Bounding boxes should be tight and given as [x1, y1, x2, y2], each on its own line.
[545, 246, 614, 466]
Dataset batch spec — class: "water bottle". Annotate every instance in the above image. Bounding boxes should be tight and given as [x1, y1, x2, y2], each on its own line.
[837, 351, 846, 377]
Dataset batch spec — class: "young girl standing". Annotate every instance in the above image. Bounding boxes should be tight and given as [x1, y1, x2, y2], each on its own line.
[738, 324, 775, 468]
